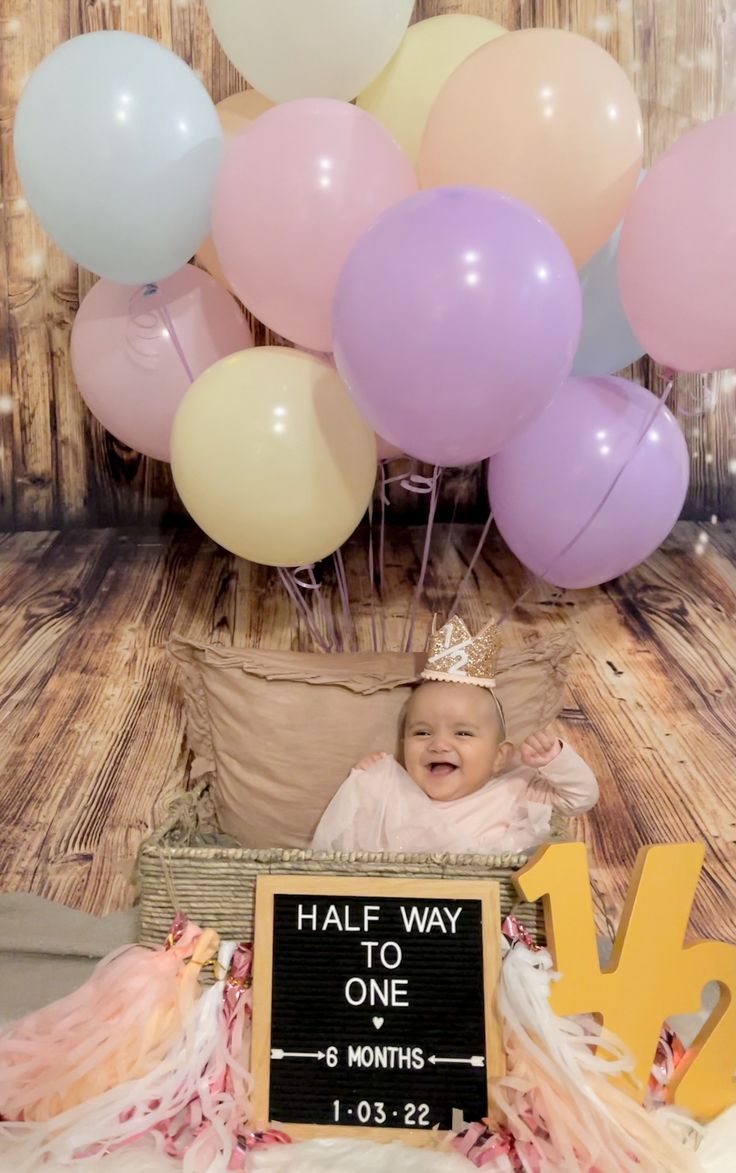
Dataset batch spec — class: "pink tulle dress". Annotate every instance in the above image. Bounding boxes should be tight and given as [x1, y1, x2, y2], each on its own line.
[311, 743, 599, 856]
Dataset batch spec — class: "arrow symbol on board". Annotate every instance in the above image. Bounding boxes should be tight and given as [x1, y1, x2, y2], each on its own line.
[428, 1055, 485, 1067]
[271, 1048, 325, 1061]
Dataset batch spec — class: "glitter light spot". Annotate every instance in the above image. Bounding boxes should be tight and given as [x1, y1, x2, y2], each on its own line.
[4, 17, 21, 33]
[721, 372, 736, 392]
[698, 49, 716, 69]
[27, 250, 46, 277]
[705, 453, 714, 465]
[729, 459, 736, 475]
[711, 514, 719, 525]
[0, 396, 13, 415]
[594, 15, 615, 33]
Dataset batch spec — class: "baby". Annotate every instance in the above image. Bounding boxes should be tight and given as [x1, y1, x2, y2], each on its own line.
[311, 615, 598, 856]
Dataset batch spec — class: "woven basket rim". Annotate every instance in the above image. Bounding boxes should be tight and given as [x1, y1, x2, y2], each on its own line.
[138, 840, 532, 869]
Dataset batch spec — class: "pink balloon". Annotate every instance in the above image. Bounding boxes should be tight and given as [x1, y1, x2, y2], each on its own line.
[488, 376, 689, 589]
[618, 115, 736, 373]
[71, 265, 252, 461]
[211, 99, 417, 352]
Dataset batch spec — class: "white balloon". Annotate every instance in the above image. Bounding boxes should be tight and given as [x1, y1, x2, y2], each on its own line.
[206, 0, 416, 102]
[14, 31, 223, 284]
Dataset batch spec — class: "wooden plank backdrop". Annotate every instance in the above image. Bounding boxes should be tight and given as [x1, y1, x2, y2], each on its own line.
[1, 519, 734, 942]
[1, 0, 735, 530]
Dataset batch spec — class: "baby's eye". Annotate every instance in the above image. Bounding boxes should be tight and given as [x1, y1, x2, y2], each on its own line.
[456, 730, 474, 737]
[412, 730, 430, 737]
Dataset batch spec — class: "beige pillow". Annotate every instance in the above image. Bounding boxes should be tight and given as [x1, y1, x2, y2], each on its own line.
[168, 634, 573, 850]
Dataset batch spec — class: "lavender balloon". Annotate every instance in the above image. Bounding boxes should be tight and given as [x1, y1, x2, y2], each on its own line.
[488, 376, 689, 589]
[332, 187, 581, 467]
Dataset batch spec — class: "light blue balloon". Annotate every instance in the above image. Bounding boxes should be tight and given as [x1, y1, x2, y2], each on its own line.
[573, 175, 647, 377]
[14, 31, 223, 285]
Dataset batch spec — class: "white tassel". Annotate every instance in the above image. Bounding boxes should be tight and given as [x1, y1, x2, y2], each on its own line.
[493, 943, 701, 1172]
[0, 942, 238, 1171]
[694, 1105, 736, 1171]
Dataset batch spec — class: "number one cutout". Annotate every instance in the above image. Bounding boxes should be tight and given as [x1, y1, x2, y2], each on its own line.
[517, 842, 736, 1120]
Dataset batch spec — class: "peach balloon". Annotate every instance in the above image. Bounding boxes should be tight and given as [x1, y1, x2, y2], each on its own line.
[196, 90, 274, 289]
[418, 29, 643, 268]
[376, 434, 403, 461]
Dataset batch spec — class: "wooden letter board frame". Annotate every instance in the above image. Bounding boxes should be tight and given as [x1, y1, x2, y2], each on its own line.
[251, 875, 503, 1146]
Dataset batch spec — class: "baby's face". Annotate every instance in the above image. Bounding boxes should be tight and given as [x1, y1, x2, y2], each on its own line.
[402, 681, 508, 802]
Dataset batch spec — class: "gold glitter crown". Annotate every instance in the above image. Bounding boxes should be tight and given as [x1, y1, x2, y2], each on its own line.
[421, 614, 501, 690]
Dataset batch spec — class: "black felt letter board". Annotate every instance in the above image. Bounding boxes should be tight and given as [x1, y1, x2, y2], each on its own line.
[251, 876, 502, 1144]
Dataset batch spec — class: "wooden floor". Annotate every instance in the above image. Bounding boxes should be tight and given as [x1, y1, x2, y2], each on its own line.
[0, 522, 735, 945]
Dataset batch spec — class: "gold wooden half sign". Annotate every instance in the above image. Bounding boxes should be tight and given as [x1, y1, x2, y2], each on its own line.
[517, 842, 736, 1120]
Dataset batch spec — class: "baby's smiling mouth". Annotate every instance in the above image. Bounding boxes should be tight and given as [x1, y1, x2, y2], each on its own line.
[426, 761, 458, 777]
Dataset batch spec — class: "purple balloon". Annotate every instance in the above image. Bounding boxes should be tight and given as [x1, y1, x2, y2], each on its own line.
[488, 376, 689, 589]
[332, 187, 581, 467]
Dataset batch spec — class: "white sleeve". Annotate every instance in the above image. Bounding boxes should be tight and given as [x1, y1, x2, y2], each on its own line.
[533, 741, 599, 815]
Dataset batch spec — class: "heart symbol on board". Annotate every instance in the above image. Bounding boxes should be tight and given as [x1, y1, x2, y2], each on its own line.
[372, 1017, 384, 1031]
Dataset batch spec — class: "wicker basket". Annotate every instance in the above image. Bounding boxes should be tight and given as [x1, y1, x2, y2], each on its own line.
[136, 780, 563, 948]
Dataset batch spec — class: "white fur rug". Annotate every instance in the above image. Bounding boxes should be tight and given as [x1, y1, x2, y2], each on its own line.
[0, 1136, 470, 1172]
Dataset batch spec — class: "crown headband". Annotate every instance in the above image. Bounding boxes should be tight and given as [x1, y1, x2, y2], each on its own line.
[420, 614, 505, 736]
[421, 614, 500, 688]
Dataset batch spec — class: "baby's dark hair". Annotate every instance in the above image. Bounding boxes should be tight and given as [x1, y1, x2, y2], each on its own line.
[396, 680, 506, 765]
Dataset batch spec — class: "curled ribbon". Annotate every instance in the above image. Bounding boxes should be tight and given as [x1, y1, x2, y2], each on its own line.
[501, 914, 541, 953]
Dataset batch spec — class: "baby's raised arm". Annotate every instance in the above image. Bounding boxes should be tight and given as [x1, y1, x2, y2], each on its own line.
[522, 729, 599, 815]
[353, 751, 390, 772]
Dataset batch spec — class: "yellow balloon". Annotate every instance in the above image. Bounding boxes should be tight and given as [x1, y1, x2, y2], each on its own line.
[171, 347, 377, 567]
[196, 90, 274, 289]
[357, 14, 506, 163]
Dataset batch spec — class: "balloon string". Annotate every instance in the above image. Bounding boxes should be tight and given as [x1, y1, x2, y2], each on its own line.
[159, 303, 195, 384]
[332, 547, 357, 652]
[447, 507, 495, 619]
[403, 467, 442, 652]
[378, 461, 389, 653]
[307, 563, 339, 652]
[277, 567, 332, 652]
[366, 494, 379, 653]
[137, 282, 195, 385]
[497, 369, 677, 626]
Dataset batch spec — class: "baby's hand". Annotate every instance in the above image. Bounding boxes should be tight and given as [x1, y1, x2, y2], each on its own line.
[355, 752, 390, 772]
[520, 729, 563, 769]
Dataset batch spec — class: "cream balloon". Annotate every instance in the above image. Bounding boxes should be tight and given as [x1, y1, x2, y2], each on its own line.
[171, 348, 377, 567]
[357, 13, 506, 163]
[197, 90, 274, 289]
[205, 0, 415, 102]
